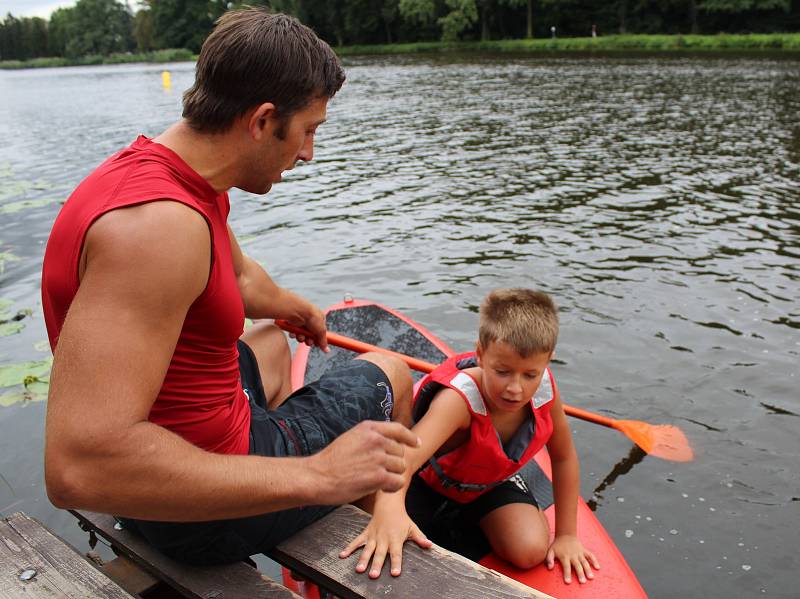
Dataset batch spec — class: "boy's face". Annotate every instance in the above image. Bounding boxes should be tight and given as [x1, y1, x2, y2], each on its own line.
[476, 340, 552, 414]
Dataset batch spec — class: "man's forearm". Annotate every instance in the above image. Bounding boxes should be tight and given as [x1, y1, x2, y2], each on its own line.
[238, 256, 311, 321]
[47, 420, 325, 521]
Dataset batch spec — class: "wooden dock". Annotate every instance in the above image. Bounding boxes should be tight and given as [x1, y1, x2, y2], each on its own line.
[2, 508, 554, 599]
[1, 511, 133, 598]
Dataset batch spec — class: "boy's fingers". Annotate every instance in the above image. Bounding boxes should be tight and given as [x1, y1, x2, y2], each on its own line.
[545, 548, 555, 570]
[369, 544, 388, 579]
[574, 560, 586, 583]
[339, 534, 365, 558]
[563, 560, 572, 584]
[581, 556, 595, 580]
[389, 543, 403, 576]
[410, 526, 432, 549]
[588, 551, 601, 569]
[356, 540, 376, 573]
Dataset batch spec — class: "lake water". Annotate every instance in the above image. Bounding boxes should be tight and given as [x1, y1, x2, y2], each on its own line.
[1, 55, 798, 597]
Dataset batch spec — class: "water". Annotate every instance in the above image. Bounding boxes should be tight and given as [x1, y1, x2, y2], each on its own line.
[1, 55, 798, 597]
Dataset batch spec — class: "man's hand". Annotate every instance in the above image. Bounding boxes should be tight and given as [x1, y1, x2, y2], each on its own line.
[286, 303, 329, 352]
[308, 421, 420, 504]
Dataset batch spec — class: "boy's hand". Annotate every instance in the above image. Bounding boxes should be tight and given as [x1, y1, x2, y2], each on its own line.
[339, 504, 432, 578]
[546, 534, 600, 584]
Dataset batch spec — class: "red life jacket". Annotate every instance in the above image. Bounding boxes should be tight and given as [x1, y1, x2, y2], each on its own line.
[412, 352, 556, 503]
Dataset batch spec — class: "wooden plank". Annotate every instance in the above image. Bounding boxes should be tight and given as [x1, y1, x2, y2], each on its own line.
[0, 512, 134, 599]
[70, 511, 301, 599]
[272, 505, 554, 599]
[101, 555, 160, 596]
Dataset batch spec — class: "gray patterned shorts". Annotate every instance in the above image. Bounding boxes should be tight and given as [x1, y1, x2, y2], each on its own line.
[248, 357, 395, 458]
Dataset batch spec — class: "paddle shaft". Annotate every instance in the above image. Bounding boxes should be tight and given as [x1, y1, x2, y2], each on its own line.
[276, 320, 617, 430]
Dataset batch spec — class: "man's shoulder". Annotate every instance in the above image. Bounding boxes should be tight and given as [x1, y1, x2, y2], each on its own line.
[85, 201, 210, 280]
[90, 200, 209, 250]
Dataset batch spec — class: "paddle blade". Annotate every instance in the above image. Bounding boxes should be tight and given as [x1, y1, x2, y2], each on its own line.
[615, 420, 694, 462]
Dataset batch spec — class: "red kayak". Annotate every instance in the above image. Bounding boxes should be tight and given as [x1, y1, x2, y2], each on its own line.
[283, 297, 648, 598]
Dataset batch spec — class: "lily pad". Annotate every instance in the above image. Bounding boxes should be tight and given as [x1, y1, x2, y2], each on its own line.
[0, 197, 60, 214]
[34, 340, 51, 352]
[0, 299, 13, 319]
[0, 251, 19, 273]
[0, 322, 24, 337]
[0, 179, 53, 202]
[0, 358, 53, 389]
[0, 389, 47, 407]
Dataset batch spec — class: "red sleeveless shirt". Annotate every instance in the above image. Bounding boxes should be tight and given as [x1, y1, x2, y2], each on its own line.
[42, 136, 250, 455]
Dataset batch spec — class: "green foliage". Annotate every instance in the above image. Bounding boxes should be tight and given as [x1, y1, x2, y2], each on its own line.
[439, 0, 479, 40]
[399, 0, 438, 23]
[700, 0, 790, 12]
[0, 48, 195, 69]
[0, 358, 52, 407]
[0, 13, 50, 60]
[1, 0, 799, 63]
[134, 8, 155, 52]
[335, 33, 800, 53]
[64, 0, 134, 58]
[145, 0, 228, 53]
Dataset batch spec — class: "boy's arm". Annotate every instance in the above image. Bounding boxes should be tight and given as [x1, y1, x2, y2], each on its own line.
[340, 388, 471, 577]
[546, 390, 600, 583]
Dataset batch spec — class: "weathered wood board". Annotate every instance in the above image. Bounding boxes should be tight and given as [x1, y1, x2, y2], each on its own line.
[70, 510, 300, 599]
[0, 512, 134, 599]
[273, 504, 555, 599]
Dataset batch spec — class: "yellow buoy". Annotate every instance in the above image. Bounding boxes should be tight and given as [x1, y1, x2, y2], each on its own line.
[161, 70, 171, 89]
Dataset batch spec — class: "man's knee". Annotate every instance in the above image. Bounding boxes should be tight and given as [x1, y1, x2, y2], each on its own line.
[241, 322, 290, 361]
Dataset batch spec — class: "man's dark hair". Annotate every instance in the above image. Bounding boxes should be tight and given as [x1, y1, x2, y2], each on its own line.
[183, 9, 345, 134]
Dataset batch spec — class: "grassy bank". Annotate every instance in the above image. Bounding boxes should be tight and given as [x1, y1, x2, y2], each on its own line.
[3, 34, 798, 69]
[0, 48, 194, 70]
[337, 33, 800, 56]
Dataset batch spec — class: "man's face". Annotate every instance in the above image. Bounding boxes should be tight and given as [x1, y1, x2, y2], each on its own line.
[243, 96, 328, 195]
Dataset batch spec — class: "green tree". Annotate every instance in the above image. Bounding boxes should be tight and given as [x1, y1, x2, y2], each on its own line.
[1, 14, 21, 60]
[27, 17, 49, 57]
[133, 8, 155, 51]
[399, 0, 439, 23]
[146, 0, 228, 52]
[47, 7, 75, 56]
[63, 0, 134, 58]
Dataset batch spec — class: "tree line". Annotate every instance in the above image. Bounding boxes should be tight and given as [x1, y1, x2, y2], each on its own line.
[1, 0, 798, 61]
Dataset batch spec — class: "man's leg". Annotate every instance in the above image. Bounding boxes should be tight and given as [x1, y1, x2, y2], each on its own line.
[239, 321, 292, 409]
[354, 352, 413, 427]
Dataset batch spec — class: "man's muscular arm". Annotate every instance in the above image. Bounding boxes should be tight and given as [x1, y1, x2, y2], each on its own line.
[44, 201, 417, 521]
[227, 225, 328, 350]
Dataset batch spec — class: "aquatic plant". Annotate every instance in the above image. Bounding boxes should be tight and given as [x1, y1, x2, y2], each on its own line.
[0, 358, 52, 407]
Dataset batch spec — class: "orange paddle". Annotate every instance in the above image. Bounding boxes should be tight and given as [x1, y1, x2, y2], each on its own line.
[277, 320, 694, 462]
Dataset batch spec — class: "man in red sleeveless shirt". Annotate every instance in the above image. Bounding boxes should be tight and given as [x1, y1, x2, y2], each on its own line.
[41, 8, 421, 564]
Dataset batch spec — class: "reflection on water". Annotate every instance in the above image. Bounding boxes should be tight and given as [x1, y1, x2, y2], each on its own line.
[1, 56, 798, 597]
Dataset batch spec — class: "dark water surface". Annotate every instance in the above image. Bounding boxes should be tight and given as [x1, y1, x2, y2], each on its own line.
[1, 55, 798, 597]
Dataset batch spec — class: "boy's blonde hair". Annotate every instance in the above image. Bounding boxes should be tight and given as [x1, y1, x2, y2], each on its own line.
[479, 288, 559, 356]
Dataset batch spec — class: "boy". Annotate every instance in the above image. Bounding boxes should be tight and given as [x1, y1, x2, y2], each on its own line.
[340, 289, 600, 584]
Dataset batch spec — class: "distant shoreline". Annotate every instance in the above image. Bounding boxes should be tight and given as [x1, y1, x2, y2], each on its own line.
[2, 34, 799, 69]
[0, 48, 194, 70]
[337, 34, 800, 56]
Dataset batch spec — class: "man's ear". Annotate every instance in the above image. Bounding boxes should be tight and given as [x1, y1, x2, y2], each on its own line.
[246, 102, 277, 140]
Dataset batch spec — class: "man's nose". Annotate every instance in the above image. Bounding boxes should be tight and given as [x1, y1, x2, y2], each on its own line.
[298, 135, 314, 162]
